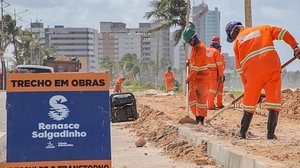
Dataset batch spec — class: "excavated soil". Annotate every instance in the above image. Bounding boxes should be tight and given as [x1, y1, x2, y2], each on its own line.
[125, 89, 300, 168]
[124, 105, 220, 167]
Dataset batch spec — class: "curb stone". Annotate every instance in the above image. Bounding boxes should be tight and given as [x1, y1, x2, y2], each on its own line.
[176, 125, 286, 168]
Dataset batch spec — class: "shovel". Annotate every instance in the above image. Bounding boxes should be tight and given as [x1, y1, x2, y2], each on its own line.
[206, 56, 298, 125]
[178, 62, 196, 124]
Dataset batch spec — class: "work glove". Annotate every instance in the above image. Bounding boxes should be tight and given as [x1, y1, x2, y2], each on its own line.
[185, 59, 190, 66]
[218, 75, 225, 83]
[294, 46, 300, 59]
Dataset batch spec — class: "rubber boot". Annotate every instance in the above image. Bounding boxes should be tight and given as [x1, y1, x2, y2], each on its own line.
[236, 111, 253, 139]
[196, 116, 205, 125]
[267, 110, 279, 140]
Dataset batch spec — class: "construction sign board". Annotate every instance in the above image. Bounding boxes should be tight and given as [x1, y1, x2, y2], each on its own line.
[5, 73, 111, 168]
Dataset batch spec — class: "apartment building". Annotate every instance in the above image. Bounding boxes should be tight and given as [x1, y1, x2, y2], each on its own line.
[31, 22, 99, 72]
[99, 22, 170, 64]
[192, 3, 220, 46]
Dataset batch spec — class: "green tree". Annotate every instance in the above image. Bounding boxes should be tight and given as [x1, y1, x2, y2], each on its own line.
[3, 15, 22, 64]
[118, 53, 140, 83]
[145, 0, 187, 45]
[100, 56, 115, 79]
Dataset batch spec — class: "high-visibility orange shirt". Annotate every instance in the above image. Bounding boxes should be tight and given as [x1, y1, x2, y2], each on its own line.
[206, 47, 223, 76]
[187, 41, 208, 82]
[164, 71, 174, 83]
[219, 53, 226, 76]
[233, 25, 298, 83]
[115, 77, 124, 85]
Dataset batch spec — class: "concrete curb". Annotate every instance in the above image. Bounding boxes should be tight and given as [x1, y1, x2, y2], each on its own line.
[176, 125, 286, 168]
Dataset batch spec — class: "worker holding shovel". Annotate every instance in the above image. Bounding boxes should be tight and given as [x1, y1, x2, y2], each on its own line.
[183, 28, 209, 125]
[226, 21, 300, 139]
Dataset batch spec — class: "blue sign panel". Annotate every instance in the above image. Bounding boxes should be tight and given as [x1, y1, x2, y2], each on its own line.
[6, 73, 111, 167]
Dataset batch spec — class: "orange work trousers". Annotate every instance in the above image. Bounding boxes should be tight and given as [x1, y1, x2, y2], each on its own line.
[207, 70, 219, 109]
[216, 82, 224, 107]
[165, 81, 174, 92]
[188, 76, 209, 117]
[242, 53, 282, 113]
[114, 84, 122, 93]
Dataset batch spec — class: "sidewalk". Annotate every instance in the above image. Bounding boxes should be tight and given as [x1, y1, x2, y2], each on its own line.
[111, 123, 202, 168]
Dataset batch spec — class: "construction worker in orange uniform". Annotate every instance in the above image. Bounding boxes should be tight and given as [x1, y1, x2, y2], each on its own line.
[183, 28, 209, 125]
[206, 37, 224, 110]
[212, 36, 226, 108]
[163, 66, 174, 92]
[226, 21, 300, 139]
[114, 77, 126, 93]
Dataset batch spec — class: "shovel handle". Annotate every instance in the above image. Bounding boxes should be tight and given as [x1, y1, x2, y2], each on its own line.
[206, 56, 297, 124]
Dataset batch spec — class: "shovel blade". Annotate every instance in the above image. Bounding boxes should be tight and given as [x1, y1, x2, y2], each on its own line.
[178, 115, 195, 124]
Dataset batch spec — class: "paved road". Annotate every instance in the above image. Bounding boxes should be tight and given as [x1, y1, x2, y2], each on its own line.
[0, 91, 6, 162]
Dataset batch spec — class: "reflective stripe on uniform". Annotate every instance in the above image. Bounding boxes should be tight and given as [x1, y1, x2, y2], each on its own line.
[188, 101, 197, 106]
[216, 62, 223, 65]
[238, 30, 261, 45]
[207, 64, 217, 68]
[209, 89, 217, 94]
[189, 101, 206, 109]
[237, 68, 243, 74]
[190, 65, 208, 71]
[196, 103, 207, 109]
[240, 46, 275, 67]
[278, 29, 287, 40]
[242, 104, 256, 111]
[265, 102, 282, 110]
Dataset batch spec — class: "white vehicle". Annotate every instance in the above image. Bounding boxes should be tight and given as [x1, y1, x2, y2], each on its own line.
[15, 65, 54, 73]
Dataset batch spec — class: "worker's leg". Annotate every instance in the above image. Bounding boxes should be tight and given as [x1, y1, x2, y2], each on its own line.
[188, 82, 197, 117]
[207, 71, 218, 109]
[194, 79, 208, 125]
[237, 74, 263, 139]
[264, 69, 281, 139]
[216, 82, 224, 108]
[166, 81, 173, 92]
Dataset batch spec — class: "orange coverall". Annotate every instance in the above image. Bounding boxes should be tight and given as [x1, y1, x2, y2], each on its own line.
[206, 47, 223, 109]
[233, 25, 298, 113]
[164, 70, 174, 92]
[217, 52, 226, 107]
[187, 41, 209, 117]
[114, 77, 125, 93]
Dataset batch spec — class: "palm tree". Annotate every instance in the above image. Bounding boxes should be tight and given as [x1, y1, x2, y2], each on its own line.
[145, 0, 187, 45]
[118, 53, 140, 83]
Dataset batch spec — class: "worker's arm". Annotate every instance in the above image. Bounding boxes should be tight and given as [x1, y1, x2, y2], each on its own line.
[269, 26, 298, 49]
[234, 42, 247, 85]
[215, 50, 224, 81]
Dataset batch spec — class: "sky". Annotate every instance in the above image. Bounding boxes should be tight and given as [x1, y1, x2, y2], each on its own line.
[6, 0, 300, 71]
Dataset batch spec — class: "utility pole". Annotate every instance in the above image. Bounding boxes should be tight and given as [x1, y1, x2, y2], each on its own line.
[183, 0, 191, 94]
[155, 31, 160, 89]
[0, 0, 5, 90]
[245, 0, 252, 27]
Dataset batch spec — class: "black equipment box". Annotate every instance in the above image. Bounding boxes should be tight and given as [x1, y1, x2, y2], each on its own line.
[110, 92, 138, 123]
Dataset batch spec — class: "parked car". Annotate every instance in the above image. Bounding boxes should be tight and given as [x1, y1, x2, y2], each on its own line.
[14, 65, 54, 73]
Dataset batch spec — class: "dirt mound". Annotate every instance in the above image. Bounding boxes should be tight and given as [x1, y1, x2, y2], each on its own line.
[124, 105, 218, 166]
[281, 88, 300, 119]
[135, 93, 300, 167]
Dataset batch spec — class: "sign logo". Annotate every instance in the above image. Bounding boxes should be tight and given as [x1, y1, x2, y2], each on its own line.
[49, 95, 70, 121]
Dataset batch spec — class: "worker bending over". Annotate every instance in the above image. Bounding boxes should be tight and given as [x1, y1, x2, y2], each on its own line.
[114, 77, 126, 93]
[226, 21, 300, 139]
